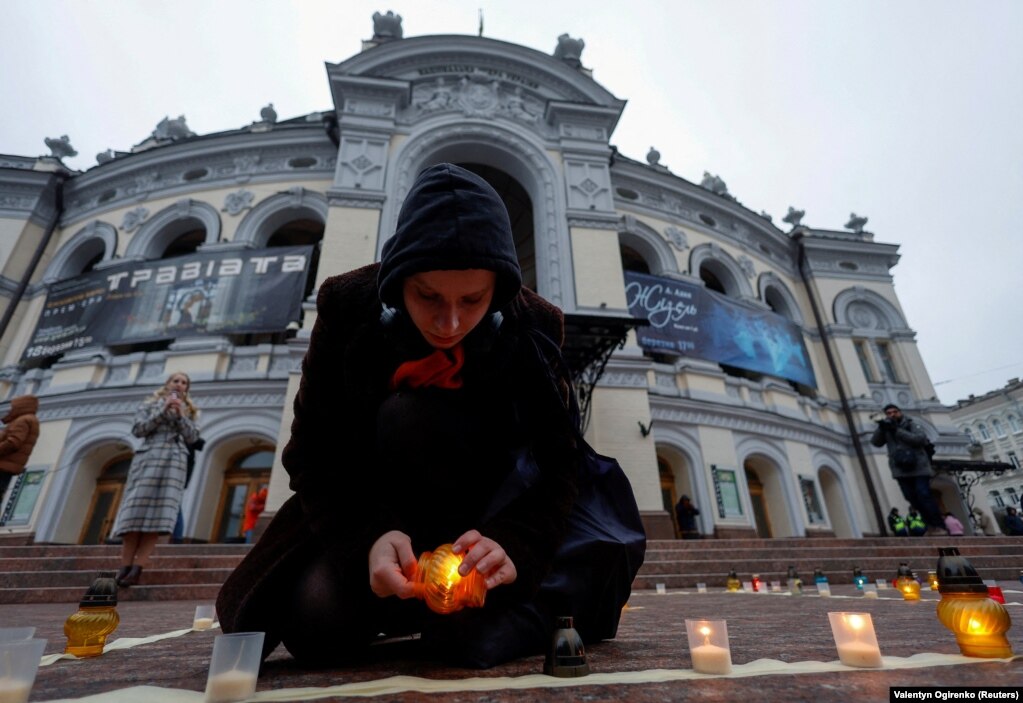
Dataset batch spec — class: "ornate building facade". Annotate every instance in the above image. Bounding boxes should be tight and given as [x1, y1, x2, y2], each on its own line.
[948, 378, 1023, 532]
[0, 13, 973, 544]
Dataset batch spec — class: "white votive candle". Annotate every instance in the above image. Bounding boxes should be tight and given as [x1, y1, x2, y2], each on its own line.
[875, 578, 889, 590]
[696, 583, 707, 593]
[836, 640, 883, 668]
[817, 583, 832, 597]
[205, 669, 257, 703]
[691, 643, 733, 675]
[193, 618, 215, 631]
[770, 581, 781, 592]
[0, 677, 32, 703]
[655, 583, 667, 594]
[741, 581, 754, 592]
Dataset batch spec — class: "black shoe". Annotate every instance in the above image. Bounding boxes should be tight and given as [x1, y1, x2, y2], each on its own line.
[115, 565, 131, 583]
[118, 564, 143, 587]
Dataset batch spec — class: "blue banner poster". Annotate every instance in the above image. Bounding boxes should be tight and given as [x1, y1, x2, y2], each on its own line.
[623, 271, 817, 388]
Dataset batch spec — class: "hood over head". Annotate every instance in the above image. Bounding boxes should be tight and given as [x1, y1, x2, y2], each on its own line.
[2, 395, 38, 422]
[378, 163, 522, 312]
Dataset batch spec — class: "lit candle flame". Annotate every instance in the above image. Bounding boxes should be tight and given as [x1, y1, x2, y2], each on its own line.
[967, 618, 983, 634]
[847, 614, 865, 631]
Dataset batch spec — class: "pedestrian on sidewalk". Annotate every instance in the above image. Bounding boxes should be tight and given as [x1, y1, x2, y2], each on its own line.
[943, 512, 965, 536]
[888, 507, 909, 536]
[972, 507, 1000, 535]
[674, 495, 701, 539]
[243, 486, 268, 543]
[871, 404, 948, 536]
[906, 508, 927, 536]
[1005, 506, 1023, 536]
[110, 372, 200, 587]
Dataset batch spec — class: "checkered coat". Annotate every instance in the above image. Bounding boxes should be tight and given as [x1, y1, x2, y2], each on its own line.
[112, 397, 199, 535]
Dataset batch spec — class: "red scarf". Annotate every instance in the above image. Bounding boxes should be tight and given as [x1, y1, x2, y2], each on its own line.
[390, 344, 465, 390]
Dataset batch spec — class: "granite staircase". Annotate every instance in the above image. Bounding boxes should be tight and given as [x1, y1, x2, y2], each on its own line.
[2, 537, 1020, 604]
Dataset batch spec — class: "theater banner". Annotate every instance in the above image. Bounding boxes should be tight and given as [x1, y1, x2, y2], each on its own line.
[23, 245, 313, 360]
[624, 271, 817, 388]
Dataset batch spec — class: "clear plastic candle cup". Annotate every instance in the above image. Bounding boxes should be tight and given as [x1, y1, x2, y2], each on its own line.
[0, 639, 47, 703]
[685, 619, 732, 675]
[194, 605, 216, 630]
[0, 630, 34, 644]
[828, 612, 883, 668]
[204, 632, 265, 703]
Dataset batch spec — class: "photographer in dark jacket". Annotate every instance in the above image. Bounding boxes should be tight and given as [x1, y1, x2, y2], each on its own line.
[870, 404, 947, 535]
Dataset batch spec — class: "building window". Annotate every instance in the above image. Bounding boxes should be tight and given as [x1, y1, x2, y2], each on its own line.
[978, 424, 991, 441]
[1009, 452, 1020, 470]
[963, 427, 975, 444]
[993, 419, 1006, 438]
[1005, 487, 1019, 506]
[1008, 415, 1022, 434]
[854, 341, 877, 382]
[990, 490, 1004, 508]
[875, 342, 901, 383]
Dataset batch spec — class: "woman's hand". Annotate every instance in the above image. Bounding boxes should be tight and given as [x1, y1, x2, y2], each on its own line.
[164, 393, 182, 416]
[368, 530, 417, 599]
[452, 529, 517, 590]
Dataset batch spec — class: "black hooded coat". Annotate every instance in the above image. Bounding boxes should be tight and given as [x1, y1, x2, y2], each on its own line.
[217, 164, 580, 666]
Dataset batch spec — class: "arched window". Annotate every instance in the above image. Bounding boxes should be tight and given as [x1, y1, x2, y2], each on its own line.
[212, 447, 274, 543]
[962, 427, 975, 444]
[978, 424, 991, 441]
[620, 245, 651, 274]
[1004, 487, 1018, 506]
[1008, 415, 1022, 434]
[990, 490, 1004, 508]
[992, 419, 1007, 438]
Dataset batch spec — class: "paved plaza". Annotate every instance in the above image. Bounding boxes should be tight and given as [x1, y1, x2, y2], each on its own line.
[5, 581, 1021, 702]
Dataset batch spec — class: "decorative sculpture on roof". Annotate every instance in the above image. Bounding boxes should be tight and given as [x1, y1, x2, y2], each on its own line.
[96, 149, 116, 164]
[554, 33, 585, 68]
[372, 10, 403, 40]
[759, 210, 773, 223]
[845, 212, 868, 233]
[44, 135, 77, 159]
[260, 103, 278, 124]
[646, 147, 661, 166]
[699, 172, 732, 200]
[152, 116, 196, 141]
[782, 206, 805, 227]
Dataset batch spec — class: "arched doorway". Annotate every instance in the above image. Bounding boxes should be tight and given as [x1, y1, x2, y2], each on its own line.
[818, 467, 854, 537]
[744, 466, 772, 538]
[79, 454, 132, 544]
[658, 457, 679, 536]
[211, 447, 273, 543]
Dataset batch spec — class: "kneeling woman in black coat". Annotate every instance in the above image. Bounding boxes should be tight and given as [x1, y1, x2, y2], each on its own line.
[217, 163, 582, 667]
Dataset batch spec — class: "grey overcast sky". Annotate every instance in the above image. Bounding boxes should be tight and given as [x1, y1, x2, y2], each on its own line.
[3, 0, 1021, 406]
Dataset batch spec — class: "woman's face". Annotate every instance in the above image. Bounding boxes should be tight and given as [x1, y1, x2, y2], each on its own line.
[166, 374, 190, 395]
[402, 269, 496, 349]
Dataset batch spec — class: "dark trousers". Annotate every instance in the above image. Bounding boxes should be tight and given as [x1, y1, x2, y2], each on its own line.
[896, 476, 943, 528]
[0, 472, 13, 501]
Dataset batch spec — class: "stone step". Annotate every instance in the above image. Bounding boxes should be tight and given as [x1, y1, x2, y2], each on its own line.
[0, 567, 237, 590]
[0, 544, 251, 557]
[0, 583, 223, 605]
[643, 544, 1023, 561]
[0, 555, 247, 571]
[643, 536, 1021, 550]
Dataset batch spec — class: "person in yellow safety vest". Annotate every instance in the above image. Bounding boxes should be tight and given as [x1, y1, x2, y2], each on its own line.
[888, 507, 909, 536]
[907, 508, 927, 536]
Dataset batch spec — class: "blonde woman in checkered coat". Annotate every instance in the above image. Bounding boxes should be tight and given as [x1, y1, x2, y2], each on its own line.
[111, 372, 200, 587]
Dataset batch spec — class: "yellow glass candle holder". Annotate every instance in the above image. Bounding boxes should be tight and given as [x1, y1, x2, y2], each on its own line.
[935, 547, 1013, 658]
[725, 569, 741, 592]
[64, 577, 120, 657]
[412, 544, 486, 615]
[895, 563, 920, 601]
[928, 571, 940, 591]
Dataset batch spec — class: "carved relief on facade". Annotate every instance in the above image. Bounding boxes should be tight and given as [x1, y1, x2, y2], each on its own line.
[222, 190, 254, 216]
[565, 159, 612, 212]
[663, 226, 688, 251]
[411, 77, 542, 126]
[120, 207, 149, 232]
[336, 137, 388, 191]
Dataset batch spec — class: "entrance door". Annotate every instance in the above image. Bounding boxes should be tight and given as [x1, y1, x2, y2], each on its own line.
[746, 467, 773, 538]
[212, 448, 273, 543]
[658, 458, 680, 537]
[80, 456, 132, 544]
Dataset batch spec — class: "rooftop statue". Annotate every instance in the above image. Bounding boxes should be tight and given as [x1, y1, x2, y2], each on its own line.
[699, 171, 731, 199]
[372, 10, 403, 40]
[760, 211, 773, 223]
[646, 147, 661, 166]
[44, 135, 77, 159]
[554, 33, 585, 68]
[96, 149, 116, 164]
[152, 115, 196, 141]
[260, 103, 278, 124]
[845, 212, 868, 233]
[782, 206, 805, 227]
